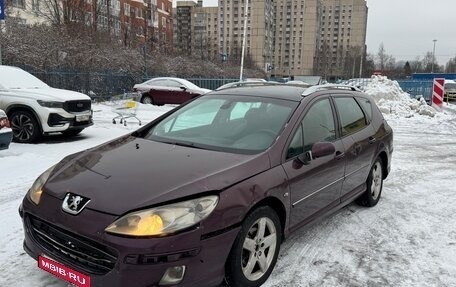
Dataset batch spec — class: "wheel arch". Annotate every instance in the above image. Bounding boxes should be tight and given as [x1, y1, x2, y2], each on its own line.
[377, 150, 389, 179]
[6, 104, 43, 133]
[246, 196, 287, 242]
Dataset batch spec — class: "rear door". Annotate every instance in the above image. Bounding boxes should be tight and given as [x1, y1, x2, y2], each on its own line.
[282, 97, 346, 229]
[332, 96, 377, 200]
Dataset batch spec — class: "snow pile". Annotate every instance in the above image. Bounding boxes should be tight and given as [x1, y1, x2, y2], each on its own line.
[364, 76, 436, 118]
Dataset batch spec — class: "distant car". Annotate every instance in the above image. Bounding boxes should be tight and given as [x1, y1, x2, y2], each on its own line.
[133, 77, 211, 105]
[285, 80, 312, 88]
[444, 80, 456, 101]
[0, 66, 93, 143]
[21, 84, 393, 287]
[0, 109, 13, 150]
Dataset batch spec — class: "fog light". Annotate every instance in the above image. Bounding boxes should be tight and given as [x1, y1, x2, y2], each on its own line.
[159, 265, 186, 285]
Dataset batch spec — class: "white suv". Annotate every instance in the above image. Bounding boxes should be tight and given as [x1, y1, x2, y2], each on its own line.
[0, 66, 93, 143]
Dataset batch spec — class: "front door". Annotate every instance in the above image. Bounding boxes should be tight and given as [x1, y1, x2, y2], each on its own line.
[282, 98, 346, 230]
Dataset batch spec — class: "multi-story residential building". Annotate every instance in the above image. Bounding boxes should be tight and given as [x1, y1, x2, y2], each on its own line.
[273, 0, 321, 77]
[174, 1, 218, 59]
[6, 0, 52, 25]
[174, 0, 199, 55]
[315, 0, 368, 79]
[219, 0, 275, 71]
[3, 0, 170, 50]
[156, 0, 173, 50]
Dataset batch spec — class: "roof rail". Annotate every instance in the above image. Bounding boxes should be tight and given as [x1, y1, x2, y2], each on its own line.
[216, 81, 281, 91]
[302, 84, 361, 96]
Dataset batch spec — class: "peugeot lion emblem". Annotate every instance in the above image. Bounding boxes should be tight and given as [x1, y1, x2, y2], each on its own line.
[62, 193, 90, 215]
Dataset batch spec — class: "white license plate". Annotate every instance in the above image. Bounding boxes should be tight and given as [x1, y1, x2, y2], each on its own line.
[76, 114, 90, 122]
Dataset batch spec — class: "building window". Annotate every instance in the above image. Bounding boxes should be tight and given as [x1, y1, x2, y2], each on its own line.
[136, 8, 143, 19]
[31, 0, 40, 11]
[12, 0, 25, 8]
[124, 3, 130, 16]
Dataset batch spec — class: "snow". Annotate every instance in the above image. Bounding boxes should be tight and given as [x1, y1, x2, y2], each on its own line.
[1, 91, 456, 286]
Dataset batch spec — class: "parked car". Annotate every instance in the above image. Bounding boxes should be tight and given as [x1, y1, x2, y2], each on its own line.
[20, 84, 393, 287]
[444, 80, 456, 101]
[0, 109, 13, 150]
[133, 77, 211, 105]
[0, 66, 93, 143]
[285, 80, 312, 88]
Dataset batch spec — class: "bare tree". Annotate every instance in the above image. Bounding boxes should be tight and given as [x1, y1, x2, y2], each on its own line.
[445, 56, 456, 73]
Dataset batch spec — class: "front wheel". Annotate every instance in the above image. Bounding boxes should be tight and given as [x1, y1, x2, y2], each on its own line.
[356, 158, 383, 207]
[225, 206, 281, 287]
[10, 110, 41, 143]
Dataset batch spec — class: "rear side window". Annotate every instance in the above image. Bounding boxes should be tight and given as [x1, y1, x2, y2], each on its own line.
[356, 97, 373, 121]
[334, 97, 367, 136]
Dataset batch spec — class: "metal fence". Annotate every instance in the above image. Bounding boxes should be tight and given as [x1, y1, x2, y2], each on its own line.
[396, 80, 433, 101]
[28, 69, 239, 101]
[30, 70, 142, 102]
[24, 69, 439, 103]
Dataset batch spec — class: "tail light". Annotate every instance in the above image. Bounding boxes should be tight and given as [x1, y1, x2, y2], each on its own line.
[0, 117, 10, 129]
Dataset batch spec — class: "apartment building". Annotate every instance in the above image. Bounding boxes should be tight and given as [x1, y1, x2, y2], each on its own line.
[273, 0, 321, 77]
[3, 0, 171, 50]
[218, 0, 275, 70]
[6, 0, 52, 25]
[174, 1, 199, 55]
[316, 0, 368, 78]
[156, 0, 173, 49]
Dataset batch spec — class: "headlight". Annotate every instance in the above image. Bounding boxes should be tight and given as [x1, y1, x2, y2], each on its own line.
[105, 195, 219, 237]
[27, 165, 56, 205]
[37, 100, 64, 108]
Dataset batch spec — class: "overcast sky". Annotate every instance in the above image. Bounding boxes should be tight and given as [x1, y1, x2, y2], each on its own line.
[179, 0, 456, 65]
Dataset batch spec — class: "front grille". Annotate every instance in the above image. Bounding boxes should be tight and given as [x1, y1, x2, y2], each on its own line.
[64, 100, 91, 113]
[27, 215, 117, 275]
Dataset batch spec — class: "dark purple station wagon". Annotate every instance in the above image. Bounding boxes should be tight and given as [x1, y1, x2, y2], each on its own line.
[20, 84, 393, 287]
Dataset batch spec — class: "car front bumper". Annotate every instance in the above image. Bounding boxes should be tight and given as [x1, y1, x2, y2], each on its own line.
[20, 194, 239, 287]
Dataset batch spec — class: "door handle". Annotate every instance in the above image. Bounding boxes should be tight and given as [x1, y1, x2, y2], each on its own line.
[335, 151, 345, 160]
[368, 137, 377, 144]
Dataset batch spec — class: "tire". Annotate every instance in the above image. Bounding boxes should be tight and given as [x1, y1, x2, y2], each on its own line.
[141, 94, 154, 105]
[61, 129, 84, 137]
[10, 110, 41, 143]
[356, 158, 383, 207]
[225, 206, 282, 287]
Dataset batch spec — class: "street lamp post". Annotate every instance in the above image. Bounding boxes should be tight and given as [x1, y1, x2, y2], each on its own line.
[432, 39, 437, 73]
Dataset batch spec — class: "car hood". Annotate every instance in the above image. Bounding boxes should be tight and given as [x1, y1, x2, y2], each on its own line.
[44, 136, 270, 215]
[4, 87, 90, 101]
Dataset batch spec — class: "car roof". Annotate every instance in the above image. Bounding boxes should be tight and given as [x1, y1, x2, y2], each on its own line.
[209, 84, 363, 102]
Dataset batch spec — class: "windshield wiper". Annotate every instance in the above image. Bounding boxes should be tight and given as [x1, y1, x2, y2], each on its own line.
[161, 140, 205, 150]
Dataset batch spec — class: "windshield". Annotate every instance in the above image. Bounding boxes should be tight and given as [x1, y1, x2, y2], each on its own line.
[143, 95, 298, 154]
[0, 67, 49, 89]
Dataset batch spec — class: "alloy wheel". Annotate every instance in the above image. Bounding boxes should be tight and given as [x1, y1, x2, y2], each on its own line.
[241, 217, 277, 282]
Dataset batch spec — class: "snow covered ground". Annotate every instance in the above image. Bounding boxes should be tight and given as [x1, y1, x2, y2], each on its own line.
[1, 84, 456, 287]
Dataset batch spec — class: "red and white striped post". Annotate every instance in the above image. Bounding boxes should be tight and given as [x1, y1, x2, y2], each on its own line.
[432, 78, 445, 109]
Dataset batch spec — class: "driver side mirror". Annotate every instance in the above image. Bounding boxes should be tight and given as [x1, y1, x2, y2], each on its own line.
[180, 86, 187, 91]
[297, 142, 335, 165]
